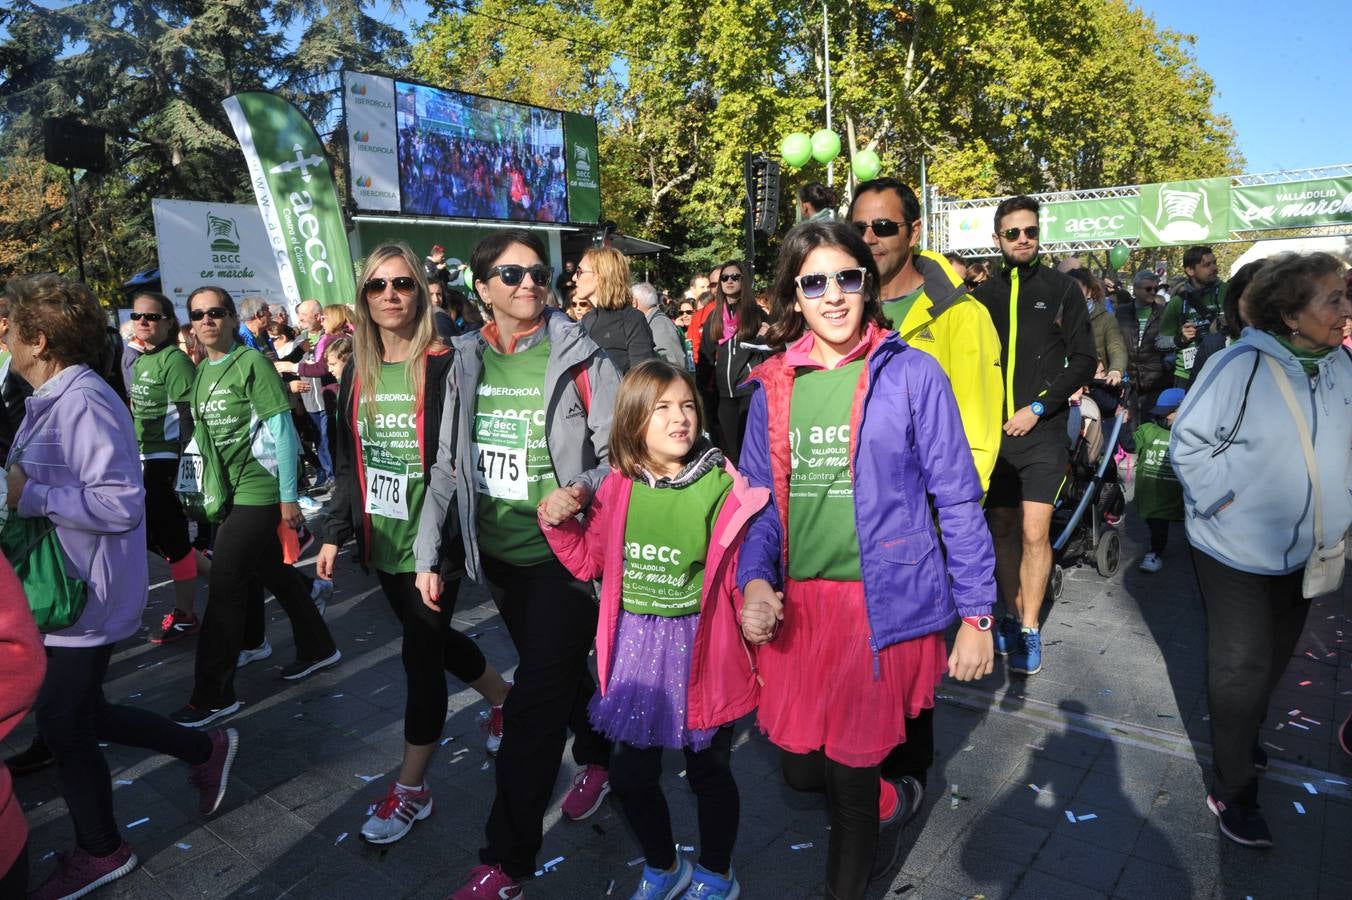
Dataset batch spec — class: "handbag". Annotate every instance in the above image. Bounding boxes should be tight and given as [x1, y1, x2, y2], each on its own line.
[177, 351, 245, 523]
[1264, 356, 1346, 597]
[0, 513, 87, 632]
[2, 403, 87, 632]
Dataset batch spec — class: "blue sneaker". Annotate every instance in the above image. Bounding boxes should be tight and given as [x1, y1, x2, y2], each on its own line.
[993, 616, 1020, 656]
[1009, 628, 1042, 675]
[682, 865, 740, 900]
[631, 858, 693, 900]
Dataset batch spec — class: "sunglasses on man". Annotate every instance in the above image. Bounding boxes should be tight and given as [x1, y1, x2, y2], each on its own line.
[851, 219, 908, 238]
[795, 267, 867, 300]
[1000, 226, 1040, 241]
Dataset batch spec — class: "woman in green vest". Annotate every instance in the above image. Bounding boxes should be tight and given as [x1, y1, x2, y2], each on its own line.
[169, 286, 339, 728]
[415, 229, 621, 900]
[315, 243, 511, 846]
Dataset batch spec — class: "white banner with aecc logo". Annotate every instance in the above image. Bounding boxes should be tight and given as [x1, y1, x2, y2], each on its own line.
[152, 198, 289, 320]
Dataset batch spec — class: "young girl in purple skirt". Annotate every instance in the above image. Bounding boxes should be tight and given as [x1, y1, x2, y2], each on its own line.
[540, 359, 769, 900]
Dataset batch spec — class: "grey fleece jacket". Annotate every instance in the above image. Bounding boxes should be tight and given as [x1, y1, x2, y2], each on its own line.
[413, 308, 621, 583]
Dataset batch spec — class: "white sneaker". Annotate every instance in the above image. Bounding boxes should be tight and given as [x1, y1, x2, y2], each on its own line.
[237, 639, 273, 668]
[361, 782, 432, 844]
[1139, 552, 1163, 573]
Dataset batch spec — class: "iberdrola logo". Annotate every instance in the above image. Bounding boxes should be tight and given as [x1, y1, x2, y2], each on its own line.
[350, 82, 368, 96]
[354, 130, 370, 142]
[356, 176, 373, 188]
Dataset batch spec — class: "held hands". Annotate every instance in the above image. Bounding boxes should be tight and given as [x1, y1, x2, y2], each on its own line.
[416, 571, 444, 611]
[1180, 322, 1198, 343]
[315, 543, 339, 581]
[948, 622, 994, 682]
[289, 380, 311, 394]
[537, 483, 590, 526]
[6, 464, 26, 509]
[740, 579, 784, 645]
[1003, 406, 1041, 438]
[1104, 370, 1122, 387]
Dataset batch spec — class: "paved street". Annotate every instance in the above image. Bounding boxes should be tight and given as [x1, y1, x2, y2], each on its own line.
[9, 514, 1352, 899]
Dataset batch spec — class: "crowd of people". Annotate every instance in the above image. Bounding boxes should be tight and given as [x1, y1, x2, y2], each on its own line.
[1, 173, 1351, 900]
[398, 129, 569, 223]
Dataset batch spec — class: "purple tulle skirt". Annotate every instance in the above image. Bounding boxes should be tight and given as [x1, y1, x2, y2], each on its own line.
[588, 610, 718, 751]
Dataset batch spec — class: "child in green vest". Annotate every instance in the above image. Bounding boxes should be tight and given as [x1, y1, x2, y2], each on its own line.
[540, 360, 770, 900]
[1134, 387, 1186, 573]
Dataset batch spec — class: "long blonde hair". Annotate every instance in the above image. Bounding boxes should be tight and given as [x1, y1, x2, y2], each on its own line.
[582, 247, 633, 311]
[353, 243, 440, 421]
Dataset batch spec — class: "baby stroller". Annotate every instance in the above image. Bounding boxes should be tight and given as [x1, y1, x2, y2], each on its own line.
[1044, 382, 1127, 601]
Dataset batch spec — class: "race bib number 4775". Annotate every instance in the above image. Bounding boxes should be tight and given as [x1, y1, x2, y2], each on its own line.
[473, 413, 528, 501]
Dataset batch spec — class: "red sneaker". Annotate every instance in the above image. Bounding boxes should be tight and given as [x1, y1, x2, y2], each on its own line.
[484, 703, 505, 755]
[151, 608, 200, 644]
[561, 763, 610, 820]
[28, 842, 138, 900]
[448, 864, 523, 899]
[190, 727, 239, 815]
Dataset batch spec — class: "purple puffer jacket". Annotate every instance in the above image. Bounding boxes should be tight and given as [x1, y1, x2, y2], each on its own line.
[736, 328, 995, 653]
[9, 365, 148, 647]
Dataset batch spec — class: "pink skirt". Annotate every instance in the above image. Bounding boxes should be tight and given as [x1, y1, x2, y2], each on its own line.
[755, 578, 948, 768]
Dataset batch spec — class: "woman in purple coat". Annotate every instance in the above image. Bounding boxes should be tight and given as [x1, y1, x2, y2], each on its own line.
[5, 276, 238, 900]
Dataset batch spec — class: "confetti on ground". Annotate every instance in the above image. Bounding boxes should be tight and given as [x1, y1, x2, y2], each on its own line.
[1326, 779, 1348, 786]
[1156, 714, 1174, 719]
[1028, 784, 1043, 794]
[677, 770, 687, 779]
[1288, 709, 1302, 716]
[1065, 810, 1076, 823]
[606, 879, 616, 895]
[114, 779, 133, 786]
[128, 692, 142, 699]
[1026, 743, 1046, 751]
[962, 744, 975, 752]
[1264, 742, 1286, 752]
[627, 856, 645, 867]
[1300, 680, 1313, 686]
[481, 761, 492, 770]
[371, 685, 390, 695]
[1301, 717, 1320, 725]
[126, 817, 150, 829]
[1294, 802, 1306, 815]
[677, 845, 694, 852]
[1304, 782, 1318, 795]
[790, 842, 814, 850]
[440, 736, 455, 746]
[452, 748, 469, 756]
[355, 774, 379, 782]
[42, 851, 55, 861]
[176, 843, 192, 850]
[1288, 721, 1311, 731]
[533, 855, 565, 876]
[1077, 813, 1098, 822]
[333, 832, 351, 845]
[893, 886, 913, 896]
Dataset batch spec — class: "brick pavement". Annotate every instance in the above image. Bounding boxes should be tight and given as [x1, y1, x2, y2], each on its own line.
[8, 516, 1352, 899]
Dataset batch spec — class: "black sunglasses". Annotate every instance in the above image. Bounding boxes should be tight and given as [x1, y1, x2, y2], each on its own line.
[129, 312, 168, 322]
[852, 218, 906, 238]
[795, 268, 867, 300]
[189, 307, 230, 322]
[720, 272, 742, 283]
[1000, 226, 1040, 241]
[486, 264, 553, 287]
[364, 276, 418, 297]
[677, 307, 694, 315]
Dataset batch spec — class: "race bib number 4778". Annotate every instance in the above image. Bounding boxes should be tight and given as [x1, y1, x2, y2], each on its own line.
[473, 413, 528, 501]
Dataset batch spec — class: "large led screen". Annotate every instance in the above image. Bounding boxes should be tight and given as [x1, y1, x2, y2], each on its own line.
[395, 81, 570, 223]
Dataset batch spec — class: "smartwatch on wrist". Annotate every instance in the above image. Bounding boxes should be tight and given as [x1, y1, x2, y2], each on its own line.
[961, 615, 994, 632]
[1030, 401, 1045, 417]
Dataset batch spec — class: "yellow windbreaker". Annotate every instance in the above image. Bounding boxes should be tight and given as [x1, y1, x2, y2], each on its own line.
[888, 251, 1004, 493]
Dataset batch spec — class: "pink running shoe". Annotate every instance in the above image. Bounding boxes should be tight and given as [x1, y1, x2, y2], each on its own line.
[448, 864, 523, 899]
[28, 842, 138, 900]
[561, 763, 610, 820]
[190, 727, 239, 815]
[484, 703, 505, 755]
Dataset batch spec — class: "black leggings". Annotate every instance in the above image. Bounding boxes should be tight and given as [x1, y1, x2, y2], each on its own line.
[609, 727, 739, 875]
[191, 503, 335, 709]
[1147, 518, 1171, 555]
[376, 570, 489, 746]
[143, 459, 192, 565]
[480, 554, 611, 878]
[37, 645, 212, 857]
[716, 395, 751, 466]
[780, 749, 879, 900]
[1, 842, 27, 899]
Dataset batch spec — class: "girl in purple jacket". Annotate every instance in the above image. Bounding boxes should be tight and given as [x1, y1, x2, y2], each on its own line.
[736, 221, 996, 899]
[540, 360, 768, 900]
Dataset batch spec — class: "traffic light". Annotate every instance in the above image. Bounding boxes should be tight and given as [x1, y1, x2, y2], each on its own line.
[744, 153, 781, 235]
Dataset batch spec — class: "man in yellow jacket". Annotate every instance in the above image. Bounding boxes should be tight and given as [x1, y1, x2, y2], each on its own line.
[848, 178, 1003, 844]
[849, 178, 1004, 492]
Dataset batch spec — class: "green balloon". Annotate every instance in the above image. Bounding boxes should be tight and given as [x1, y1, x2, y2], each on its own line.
[780, 132, 813, 168]
[1108, 244, 1130, 270]
[851, 149, 881, 181]
[462, 265, 474, 289]
[810, 129, 841, 165]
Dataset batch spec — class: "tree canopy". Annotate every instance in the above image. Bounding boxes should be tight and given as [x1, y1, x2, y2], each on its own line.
[0, 0, 1240, 294]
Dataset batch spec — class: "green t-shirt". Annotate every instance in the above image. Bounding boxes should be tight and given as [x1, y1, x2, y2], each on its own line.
[881, 287, 925, 332]
[1132, 421, 1184, 521]
[191, 345, 291, 506]
[786, 360, 864, 581]
[361, 362, 425, 573]
[1134, 304, 1152, 342]
[131, 345, 198, 458]
[474, 338, 558, 566]
[621, 467, 734, 617]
